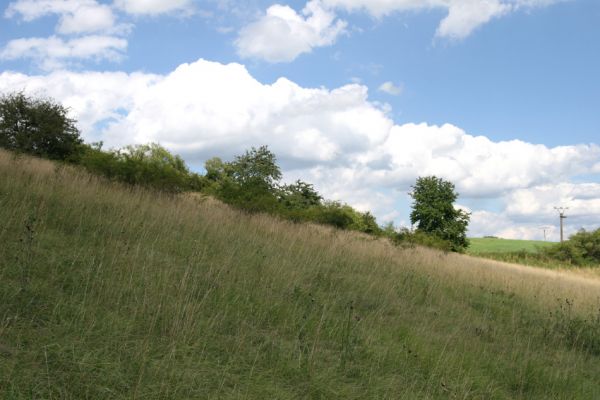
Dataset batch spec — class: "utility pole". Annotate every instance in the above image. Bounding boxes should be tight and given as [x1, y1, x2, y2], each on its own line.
[539, 226, 551, 241]
[553, 207, 568, 243]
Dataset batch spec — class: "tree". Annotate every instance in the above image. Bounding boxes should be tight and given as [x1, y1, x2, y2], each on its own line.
[0, 92, 82, 160]
[228, 145, 282, 191]
[206, 146, 282, 213]
[409, 176, 470, 251]
[278, 180, 322, 209]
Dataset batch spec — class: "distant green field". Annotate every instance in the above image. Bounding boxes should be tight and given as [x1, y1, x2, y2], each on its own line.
[468, 237, 556, 254]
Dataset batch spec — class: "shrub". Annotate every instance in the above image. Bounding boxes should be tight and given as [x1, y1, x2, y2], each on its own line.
[569, 228, 600, 263]
[80, 142, 207, 193]
[541, 228, 600, 266]
[312, 202, 356, 230]
[394, 228, 454, 251]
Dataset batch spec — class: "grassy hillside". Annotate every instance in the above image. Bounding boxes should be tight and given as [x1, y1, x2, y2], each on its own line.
[468, 238, 555, 254]
[2, 150, 600, 399]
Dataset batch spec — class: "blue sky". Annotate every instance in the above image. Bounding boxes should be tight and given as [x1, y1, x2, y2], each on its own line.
[1, 0, 599, 240]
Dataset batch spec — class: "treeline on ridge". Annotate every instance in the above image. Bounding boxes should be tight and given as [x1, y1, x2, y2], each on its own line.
[4, 90, 599, 263]
[0, 93, 410, 239]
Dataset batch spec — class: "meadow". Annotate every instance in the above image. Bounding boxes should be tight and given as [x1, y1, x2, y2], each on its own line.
[468, 237, 555, 254]
[1, 150, 600, 399]
[467, 237, 600, 271]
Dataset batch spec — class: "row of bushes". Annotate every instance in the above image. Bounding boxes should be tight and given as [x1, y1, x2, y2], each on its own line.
[83, 143, 397, 238]
[0, 91, 397, 238]
[79, 142, 207, 193]
[200, 146, 387, 236]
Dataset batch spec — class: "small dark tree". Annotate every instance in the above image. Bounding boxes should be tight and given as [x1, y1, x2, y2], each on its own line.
[409, 176, 470, 252]
[0, 92, 82, 160]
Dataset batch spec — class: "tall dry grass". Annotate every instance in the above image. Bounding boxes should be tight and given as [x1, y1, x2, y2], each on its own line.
[1, 149, 600, 399]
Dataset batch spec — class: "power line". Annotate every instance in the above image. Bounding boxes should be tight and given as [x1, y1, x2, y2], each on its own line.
[553, 207, 568, 243]
[539, 226, 551, 241]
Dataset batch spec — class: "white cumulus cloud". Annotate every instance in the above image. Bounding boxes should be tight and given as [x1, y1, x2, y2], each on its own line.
[378, 81, 403, 95]
[235, 0, 347, 62]
[323, 0, 562, 39]
[114, 0, 194, 16]
[3, 0, 132, 70]
[0, 36, 128, 70]
[469, 181, 600, 240]
[436, 0, 512, 40]
[5, 0, 118, 34]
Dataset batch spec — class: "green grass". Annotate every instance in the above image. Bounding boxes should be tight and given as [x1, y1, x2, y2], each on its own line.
[2, 151, 600, 399]
[468, 238, 556, 254]
[467, 238, 575, 270]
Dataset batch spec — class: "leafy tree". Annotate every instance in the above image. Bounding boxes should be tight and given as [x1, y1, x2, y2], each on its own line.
[278, 180, 322, 209]
[357, 211, 382, 235]
[0, 92, 82, 160]
[228, 145, 282, 191]
[206, 146, 282, 212]
[204, 157, 229, 182]
[409, 176, 470, 252]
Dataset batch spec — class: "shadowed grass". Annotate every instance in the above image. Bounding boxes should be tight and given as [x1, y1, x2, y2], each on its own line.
[1, 150, 600, 399]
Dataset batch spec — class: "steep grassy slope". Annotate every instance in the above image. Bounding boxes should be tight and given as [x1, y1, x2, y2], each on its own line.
[1, 150, 600, 399]
[468, 238, 555, 254]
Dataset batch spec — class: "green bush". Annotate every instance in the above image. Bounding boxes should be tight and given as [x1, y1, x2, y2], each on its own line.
[541, 228, 600, 266]
[311, 201, 356, 229]
[80, 142, 207, 193]
[569, 228, 600, 263]
[392, 228, 454, 252]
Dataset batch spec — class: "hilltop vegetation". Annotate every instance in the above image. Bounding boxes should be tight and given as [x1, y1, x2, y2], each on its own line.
[1, 150, 600, 399]
[0, 91, 472, 252]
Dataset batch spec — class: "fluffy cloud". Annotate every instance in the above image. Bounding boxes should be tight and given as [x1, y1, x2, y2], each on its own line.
[323, 0, 562, 39]
[236, 0, 347, 62]
[467, 210, 554, 240]
[0, 36, 128, 70]
[468, 182, 600, 240]
[436, 0, 511, 40]
[0, 59, 597, 238]
[113, 0, 194, 16]
[376, 124, 599, 197]
[505, 183, 600, 219]
[5, 0, 117, 34]
[3, 0, 131, 70]
[378, 81, 403, 96]
[0, 69, 159, 138]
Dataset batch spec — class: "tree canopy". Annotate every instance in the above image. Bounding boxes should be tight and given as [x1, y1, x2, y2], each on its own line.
[0, 92, 82, 160]
[228, 145, 282, 191]
[409, 176, 470, 251]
